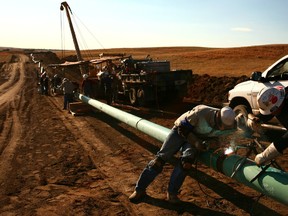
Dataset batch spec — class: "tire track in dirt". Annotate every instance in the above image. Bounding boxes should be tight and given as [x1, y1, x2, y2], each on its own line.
[0, 55, 27, 190]
[45, 97, 143, 215]
[0, 65, 21, 106]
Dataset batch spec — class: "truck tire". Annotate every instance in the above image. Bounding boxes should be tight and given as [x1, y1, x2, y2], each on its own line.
[129, 88, 137, 105]
[233, 104, 250, 119]
[137, 88, 145, 106]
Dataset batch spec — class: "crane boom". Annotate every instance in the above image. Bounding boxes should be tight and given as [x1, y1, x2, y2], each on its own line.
[60, 1, 86, 75]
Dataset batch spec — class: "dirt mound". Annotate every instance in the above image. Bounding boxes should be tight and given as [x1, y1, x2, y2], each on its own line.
[186, 74, 249, 106]
[32, 51, 61, 65]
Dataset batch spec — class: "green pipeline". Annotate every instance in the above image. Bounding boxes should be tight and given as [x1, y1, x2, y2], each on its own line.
[77, 94, 288, 206]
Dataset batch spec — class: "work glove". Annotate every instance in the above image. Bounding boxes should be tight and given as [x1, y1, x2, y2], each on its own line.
[247, 114, 261, 133]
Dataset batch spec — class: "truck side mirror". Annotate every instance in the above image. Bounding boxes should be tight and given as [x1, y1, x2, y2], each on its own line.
[250, 71, 262, 81]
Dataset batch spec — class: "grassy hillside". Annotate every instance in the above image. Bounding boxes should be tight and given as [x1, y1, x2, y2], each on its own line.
[54, 44, 288, 77]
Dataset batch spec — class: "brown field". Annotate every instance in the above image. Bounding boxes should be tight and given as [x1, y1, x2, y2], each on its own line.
[0, 52, 13, 63]
[55, 44, 288, 77]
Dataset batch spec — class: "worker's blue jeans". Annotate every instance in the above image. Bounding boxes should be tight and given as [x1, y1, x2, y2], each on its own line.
[135, 126, 196, 195]
[63, 93, 74, 109]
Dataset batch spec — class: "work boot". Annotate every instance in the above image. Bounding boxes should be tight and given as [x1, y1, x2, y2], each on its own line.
[255, 143, 281, 165]
[129, 190, 146, 202]
[167, 192, 181, 204]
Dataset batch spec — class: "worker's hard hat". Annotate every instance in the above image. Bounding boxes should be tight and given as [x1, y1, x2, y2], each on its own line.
[83, 74, 88, 79]
[257, 85, 285, 115]
[220, 106, 235, 126]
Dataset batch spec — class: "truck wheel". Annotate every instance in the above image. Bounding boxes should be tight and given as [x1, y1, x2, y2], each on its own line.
[137, 88, 145, 106]
[233, 104, 250, 119]
[129, 88, 137, 105]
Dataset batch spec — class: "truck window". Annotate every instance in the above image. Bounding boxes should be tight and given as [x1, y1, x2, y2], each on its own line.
[267, 59, 288, 78]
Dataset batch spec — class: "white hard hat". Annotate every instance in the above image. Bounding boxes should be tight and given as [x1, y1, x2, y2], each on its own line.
[220, 106, 235, 126]
[257, 86, 285, 115]
[83, 74, 88, 79]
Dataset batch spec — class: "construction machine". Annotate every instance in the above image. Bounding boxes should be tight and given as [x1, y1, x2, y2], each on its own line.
[56, 1, 192, 106]
[112, 55, 192, 106]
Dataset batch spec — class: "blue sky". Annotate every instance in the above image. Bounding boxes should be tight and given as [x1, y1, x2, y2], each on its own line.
[1, 0, 288, 50]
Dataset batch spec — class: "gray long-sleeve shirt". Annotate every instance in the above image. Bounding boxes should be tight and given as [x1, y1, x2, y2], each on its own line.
[174, 105, 236, 138]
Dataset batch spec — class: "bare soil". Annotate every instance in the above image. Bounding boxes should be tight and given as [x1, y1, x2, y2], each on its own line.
[0, 48, 287, 216]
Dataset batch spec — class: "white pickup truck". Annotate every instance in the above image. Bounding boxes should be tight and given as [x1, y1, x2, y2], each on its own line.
[227, 55, 288, 131]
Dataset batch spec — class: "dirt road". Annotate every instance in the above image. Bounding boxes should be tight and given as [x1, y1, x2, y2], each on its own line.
[0, 54, 287, 215]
